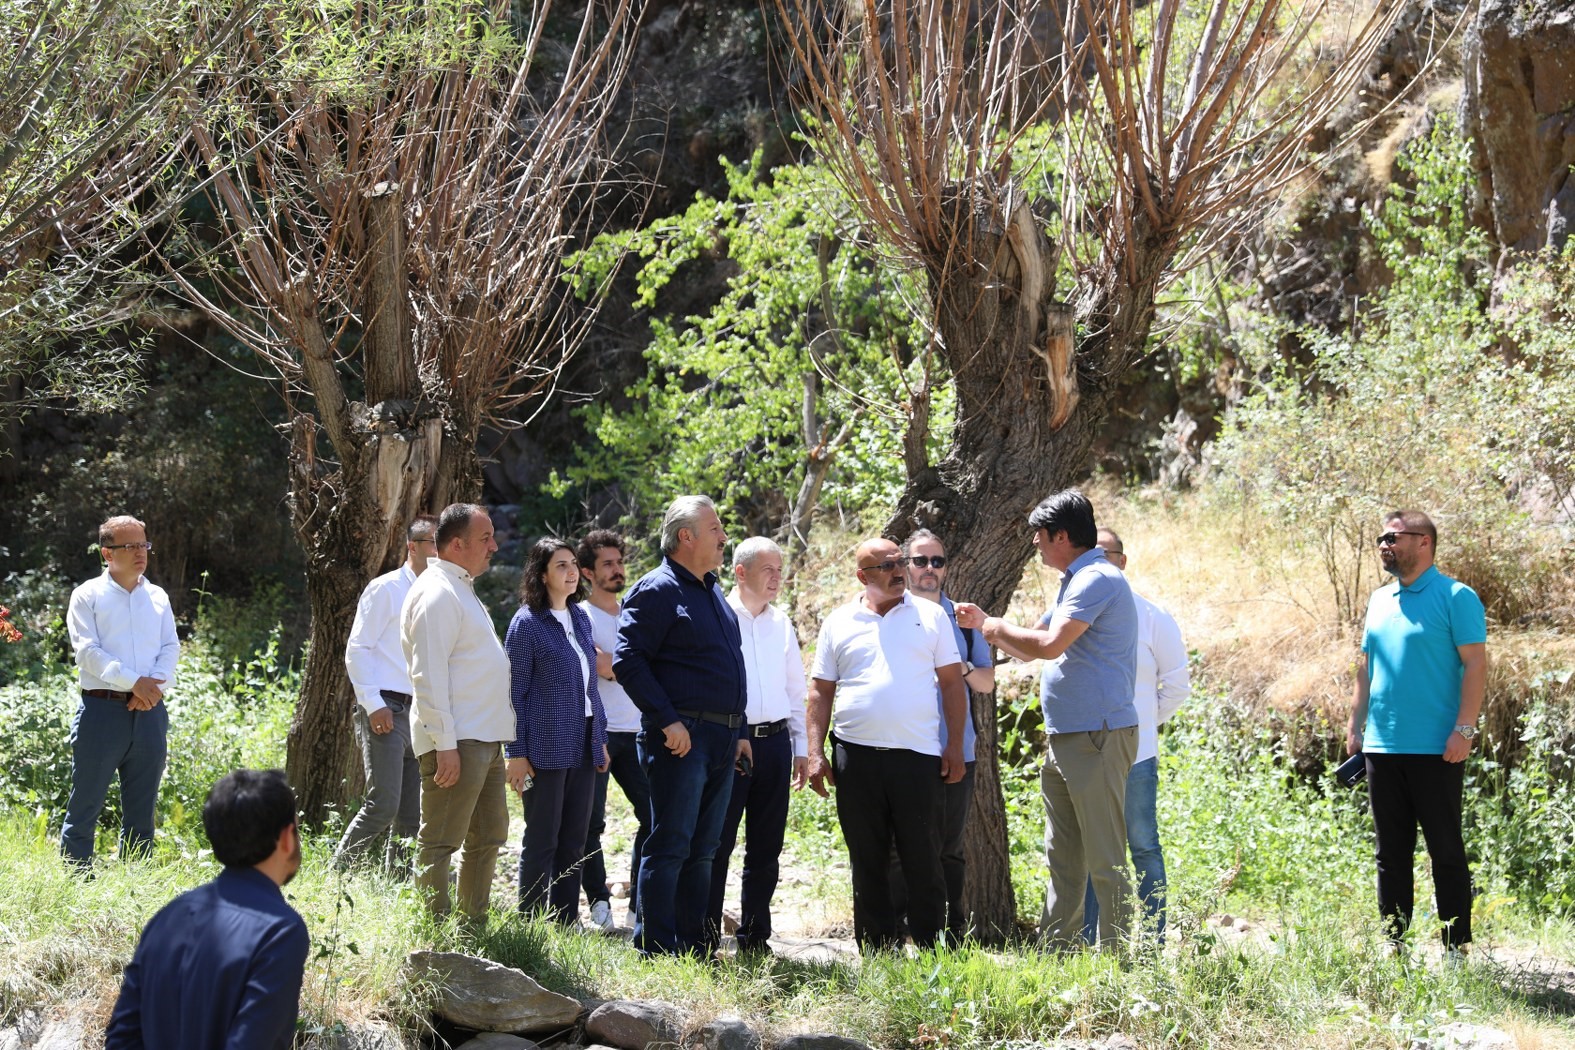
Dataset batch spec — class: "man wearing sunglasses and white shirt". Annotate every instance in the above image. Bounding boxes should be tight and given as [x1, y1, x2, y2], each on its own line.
[63, 514, 180, 868]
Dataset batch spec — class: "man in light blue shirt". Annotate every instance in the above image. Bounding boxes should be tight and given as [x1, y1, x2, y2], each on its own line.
[63, 514, 180, 868]
[956, 490, 1137, 949]
[1347, 509, 1486, 952]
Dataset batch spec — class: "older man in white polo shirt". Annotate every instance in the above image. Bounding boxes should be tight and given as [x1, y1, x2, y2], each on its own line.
[806, 536, 967, 951]
[402, 502, 514, 922]
[704, 536, 809, 957]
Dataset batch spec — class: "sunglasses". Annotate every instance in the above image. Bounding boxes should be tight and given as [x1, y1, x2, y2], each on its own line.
[1376, 531, 1424, 546]
[859, 558, 909, 574]
[907, 555, 947, 569]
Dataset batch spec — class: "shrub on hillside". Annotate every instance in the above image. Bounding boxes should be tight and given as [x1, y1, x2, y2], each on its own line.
[1209, 115, 1574, 628]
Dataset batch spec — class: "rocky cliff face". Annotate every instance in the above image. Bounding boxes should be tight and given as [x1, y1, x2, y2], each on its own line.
[1464, 0, 1575, 253]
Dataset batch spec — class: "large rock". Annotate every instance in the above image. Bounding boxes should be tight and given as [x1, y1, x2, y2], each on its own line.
[691, 1016, 760, 1050]
[1464, 0, 1575, 251]
[408, 950, 583, 1034]
[584, 999, 686, 1049]
[454, 1034, 542, 1050]
[774, 1037, 873, 1050]
[0, 1018, 82, 1050]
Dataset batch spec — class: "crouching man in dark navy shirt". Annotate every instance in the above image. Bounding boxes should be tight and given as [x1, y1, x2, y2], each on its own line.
[105, 769, 309, 1049]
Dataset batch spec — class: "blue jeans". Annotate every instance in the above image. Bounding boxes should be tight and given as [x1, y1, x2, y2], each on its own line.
[634, 716, 738, 956]
[581, 730, 651, 913]
[61, 694, 169, 865]
[1083, 756, 1165, 941]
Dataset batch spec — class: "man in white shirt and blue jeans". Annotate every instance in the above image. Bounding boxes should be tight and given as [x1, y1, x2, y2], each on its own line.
[402, 503, 513, 922]
[335, 514, 438, 868]
[63, 514, 180, 867]
[1081, 528, 1189, 943]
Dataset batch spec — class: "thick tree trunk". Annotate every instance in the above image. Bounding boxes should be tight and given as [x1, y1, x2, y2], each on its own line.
[887, 186, 1145, 943]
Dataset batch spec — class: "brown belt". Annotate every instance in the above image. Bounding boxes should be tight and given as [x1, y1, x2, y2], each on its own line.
[82, 689, 133, 702]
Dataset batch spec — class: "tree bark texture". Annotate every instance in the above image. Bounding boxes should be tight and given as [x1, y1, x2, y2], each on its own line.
[887, 185, 1161, 942]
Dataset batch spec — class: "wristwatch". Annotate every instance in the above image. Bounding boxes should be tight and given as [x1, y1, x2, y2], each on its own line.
[1455, 724, 1478, 741]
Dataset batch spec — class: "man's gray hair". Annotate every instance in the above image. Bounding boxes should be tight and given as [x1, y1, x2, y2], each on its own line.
[900, 528, 943, 557]
[734, 536, 781, 570]
[659, 495, 718, 555]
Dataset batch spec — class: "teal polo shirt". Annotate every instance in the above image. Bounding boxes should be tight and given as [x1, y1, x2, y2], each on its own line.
[1361, 564, 1487, 755]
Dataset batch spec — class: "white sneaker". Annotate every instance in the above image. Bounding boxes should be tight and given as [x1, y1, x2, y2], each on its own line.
[589, 900, 614, 932]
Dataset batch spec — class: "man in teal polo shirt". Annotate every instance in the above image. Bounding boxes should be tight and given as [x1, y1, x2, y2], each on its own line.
[1346, 509, 1487, 954]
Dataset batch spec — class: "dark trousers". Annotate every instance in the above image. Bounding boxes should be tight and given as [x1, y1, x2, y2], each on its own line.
[518, 760, 598, 925]
[833, 737, 945, 951]
[635, 716, 738, 956]
[581, 730, 651, 914]
[61, 695, 168, 865]
[1365, 752, 1472, 948]
[889, 760, 975, 942]
[706, 727, 793, 951]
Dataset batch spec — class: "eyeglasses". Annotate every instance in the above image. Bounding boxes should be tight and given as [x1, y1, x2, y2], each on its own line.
[1376, 531, 1424, 546]
[907, 555, 947, 569]
[103, 543, 154, 552]
[859, 558, 909, 574]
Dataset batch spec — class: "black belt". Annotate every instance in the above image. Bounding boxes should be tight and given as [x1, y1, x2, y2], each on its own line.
[749, 719, 788, 738]
[83, 689, 132, 702]
[379, 690, 413, 704]
[673, 708, 745, 729]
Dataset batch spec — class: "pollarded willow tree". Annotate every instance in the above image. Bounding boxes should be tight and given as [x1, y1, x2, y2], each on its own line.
[163, 0, 642, 820]
[772, 0, 1404, 940]
[0, 0, 250, 432]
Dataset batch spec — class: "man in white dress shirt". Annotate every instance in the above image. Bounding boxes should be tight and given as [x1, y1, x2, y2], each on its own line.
[1080, 527, 1189, 942]
[335, 514, 438, 868]
[704, 537, 808, 956]
[63, 514, 180, 867]
[402, 503, 513, 921]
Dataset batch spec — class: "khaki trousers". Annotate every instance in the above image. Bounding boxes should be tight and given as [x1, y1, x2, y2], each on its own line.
[416, 740, 508, 920]
[1040, 724, 1137, 949]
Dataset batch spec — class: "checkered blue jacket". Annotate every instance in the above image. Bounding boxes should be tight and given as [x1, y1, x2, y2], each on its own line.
[503, 603, 608, 769]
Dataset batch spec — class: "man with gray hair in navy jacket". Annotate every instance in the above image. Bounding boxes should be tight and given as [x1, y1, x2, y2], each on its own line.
[614, 495, 748, 957]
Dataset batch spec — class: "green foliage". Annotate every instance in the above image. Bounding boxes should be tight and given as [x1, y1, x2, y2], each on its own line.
[1210, 116, 1572, 625]
[556, 152, 945, 538]
[0, 616, 296, 841]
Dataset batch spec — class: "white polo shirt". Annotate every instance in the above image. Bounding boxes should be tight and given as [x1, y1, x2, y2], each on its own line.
[810, 592, 961, 755]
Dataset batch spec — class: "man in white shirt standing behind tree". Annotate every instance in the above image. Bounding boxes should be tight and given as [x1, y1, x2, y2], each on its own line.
[335, 514, 438, 869]
[1081, 527, 1189, 944]
[402, 503, 513, 923]
[704, 536, 808, 957]
[62, 514, 180, 868]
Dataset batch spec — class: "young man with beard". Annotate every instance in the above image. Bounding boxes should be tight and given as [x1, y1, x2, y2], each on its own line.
[576, 529, 652, 931]
[1347, 510, 1486, 955]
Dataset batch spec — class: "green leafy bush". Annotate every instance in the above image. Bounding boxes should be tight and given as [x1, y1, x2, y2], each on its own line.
[1209, 115, 1573, 625]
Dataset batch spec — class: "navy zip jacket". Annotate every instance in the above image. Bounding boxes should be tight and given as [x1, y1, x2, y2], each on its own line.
[104, 865, 309, 1050]
[504, 602, 609, 768]
[613, 556, 746, 728]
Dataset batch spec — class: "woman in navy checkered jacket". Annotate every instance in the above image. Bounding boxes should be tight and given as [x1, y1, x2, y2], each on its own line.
[505, 538, 610, 924]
